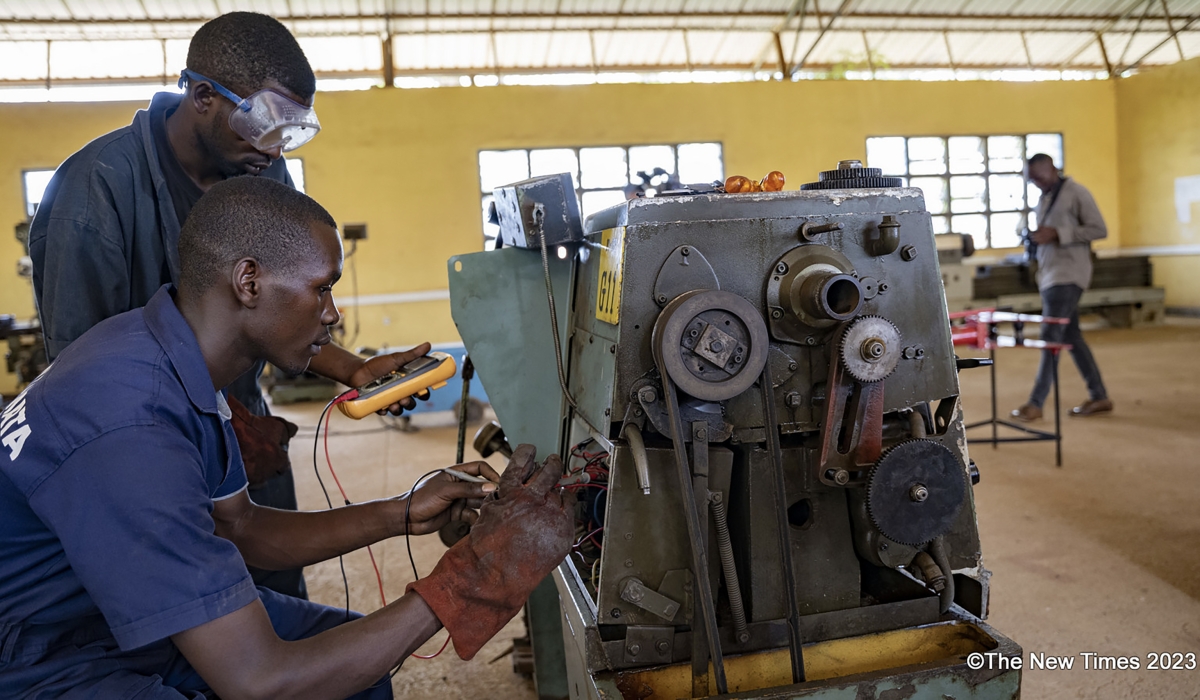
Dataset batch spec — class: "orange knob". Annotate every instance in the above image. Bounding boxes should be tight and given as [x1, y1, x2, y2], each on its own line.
[724, 175, 753, 193]
[760, 171, 785, 192]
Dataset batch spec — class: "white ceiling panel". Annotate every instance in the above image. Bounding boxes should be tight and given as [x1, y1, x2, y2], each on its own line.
[1, 0, 1197, 83]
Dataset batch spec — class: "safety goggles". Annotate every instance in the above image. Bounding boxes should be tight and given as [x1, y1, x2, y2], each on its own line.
[179, 69, 320, 153]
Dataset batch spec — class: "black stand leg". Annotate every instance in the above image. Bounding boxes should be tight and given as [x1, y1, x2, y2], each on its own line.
[963, 344, 1063, 466]
[1053, 349, 1062, 468]
[990, 347, 998, 449]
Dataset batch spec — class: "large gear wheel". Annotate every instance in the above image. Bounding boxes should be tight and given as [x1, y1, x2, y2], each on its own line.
[800, 176, 904, 191]
[800, 164, 903, 190]
[866, 439, 967, 546]
[840, 315, 901, 383]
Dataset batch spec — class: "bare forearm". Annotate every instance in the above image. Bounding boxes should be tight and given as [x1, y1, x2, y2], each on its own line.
[260, 593, 440, 699]
[175, 592, 443, 700]
[227, 499, 404, 570]
[306, 343, 365, 386]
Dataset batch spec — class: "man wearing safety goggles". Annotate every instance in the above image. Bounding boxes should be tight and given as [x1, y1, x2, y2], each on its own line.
[28, 12, 435, 604]
[177, 67, 321, 159]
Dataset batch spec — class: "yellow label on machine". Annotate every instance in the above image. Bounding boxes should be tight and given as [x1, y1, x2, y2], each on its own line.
[595, 227, 625, 325]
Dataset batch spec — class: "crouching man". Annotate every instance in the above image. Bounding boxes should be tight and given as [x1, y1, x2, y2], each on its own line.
[0, 177, 573, 699]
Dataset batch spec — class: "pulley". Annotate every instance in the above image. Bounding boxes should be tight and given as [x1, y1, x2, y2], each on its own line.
[651, 290, 769, 402]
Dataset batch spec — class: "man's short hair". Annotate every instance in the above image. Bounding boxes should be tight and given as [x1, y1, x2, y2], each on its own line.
[186, 12, 315, 100]
[1027, 153, 1057, 168]
[179, 178, 337, 294]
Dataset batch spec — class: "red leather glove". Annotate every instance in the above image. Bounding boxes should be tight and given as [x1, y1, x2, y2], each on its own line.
[227, 396, 299, 488]
[407, 444, 573, 660]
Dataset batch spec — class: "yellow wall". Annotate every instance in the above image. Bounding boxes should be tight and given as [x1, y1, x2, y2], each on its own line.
[1116, 56, 1200, 308]
[0, 78, 1122, 392]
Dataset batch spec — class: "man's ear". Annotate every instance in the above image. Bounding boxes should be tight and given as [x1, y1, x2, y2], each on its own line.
[232, 258, 261, 308]
[189, 81, 217, 115]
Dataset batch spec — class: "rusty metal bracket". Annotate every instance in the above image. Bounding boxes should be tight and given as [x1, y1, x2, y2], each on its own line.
[623, 626, 674, 666]
[818, 332, 886, 486]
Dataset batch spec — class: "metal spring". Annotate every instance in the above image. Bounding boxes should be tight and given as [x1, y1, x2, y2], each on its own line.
[710, 493, 750, 643]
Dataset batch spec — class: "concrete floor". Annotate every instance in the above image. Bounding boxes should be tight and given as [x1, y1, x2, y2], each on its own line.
[272, 318, 1200, 700]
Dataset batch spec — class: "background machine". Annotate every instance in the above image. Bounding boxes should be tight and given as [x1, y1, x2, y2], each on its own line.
[449, 163, 1022, 699]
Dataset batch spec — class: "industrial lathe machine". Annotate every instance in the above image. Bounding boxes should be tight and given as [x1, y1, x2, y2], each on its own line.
[449, 162, 1022, 699]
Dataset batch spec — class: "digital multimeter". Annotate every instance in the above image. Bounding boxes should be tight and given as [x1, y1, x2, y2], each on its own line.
[336, 352, 457, 419]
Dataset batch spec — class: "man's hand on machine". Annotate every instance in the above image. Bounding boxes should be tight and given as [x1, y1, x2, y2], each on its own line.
[395, 461, 500, 535]
[408, 444, 574, 660]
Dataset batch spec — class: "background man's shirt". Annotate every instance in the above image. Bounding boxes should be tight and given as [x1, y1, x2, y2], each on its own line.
[1035, 177, 1108, 291]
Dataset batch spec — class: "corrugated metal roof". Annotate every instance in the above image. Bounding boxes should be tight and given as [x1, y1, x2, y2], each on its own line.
[1, 0, 1198, 85]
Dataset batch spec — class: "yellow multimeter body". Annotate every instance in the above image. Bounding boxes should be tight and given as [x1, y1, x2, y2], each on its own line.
[337, 352, 457, 419]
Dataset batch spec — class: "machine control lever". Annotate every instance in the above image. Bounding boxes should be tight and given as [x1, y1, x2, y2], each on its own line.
[619, 578, 681, 621]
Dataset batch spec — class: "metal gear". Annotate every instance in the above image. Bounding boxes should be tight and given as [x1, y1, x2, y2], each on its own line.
[801, 177, 904, 190]
[866, 439, 967, 547]
[839, 315, 901, 383]
[816, 166, 887, 180]
[801, 165, 903, 190]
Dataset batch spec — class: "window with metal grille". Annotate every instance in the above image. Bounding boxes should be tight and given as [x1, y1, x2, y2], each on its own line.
[865, 133, 1064, 250]
[478, 143, 724, 249]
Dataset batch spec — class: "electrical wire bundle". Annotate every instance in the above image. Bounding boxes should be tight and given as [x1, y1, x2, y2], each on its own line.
[312, 393, 451, 664]
[563, 438, 610, 593]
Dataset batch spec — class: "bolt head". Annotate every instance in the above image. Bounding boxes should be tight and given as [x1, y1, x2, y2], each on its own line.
[611, 608, 622, 618]
[628, 644, 641, 655]
[805, 336, 817, 346]
[624, 532, 634, 540]
[710, 340, 725, 353]
[656, 640, 670, 653]
[657, 294, 668, 303]
[776, 262, 788, 274]
[681, 246, 690, 256]
[639, 387, 657, 403]
[910, 484, 930, 502]
[771, 309, 783, 319]
[785, 392, 802, 408]
[901, 245, 918, 261]
[834, 469, 850, 485]
[788, 361, 798, 371]
[624, 559, 634, 568]
[879, 282, 889, 292]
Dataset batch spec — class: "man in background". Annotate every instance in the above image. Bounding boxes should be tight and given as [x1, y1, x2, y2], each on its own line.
[28, 12, 422, 599]
[1011, 153, 1113, 421]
